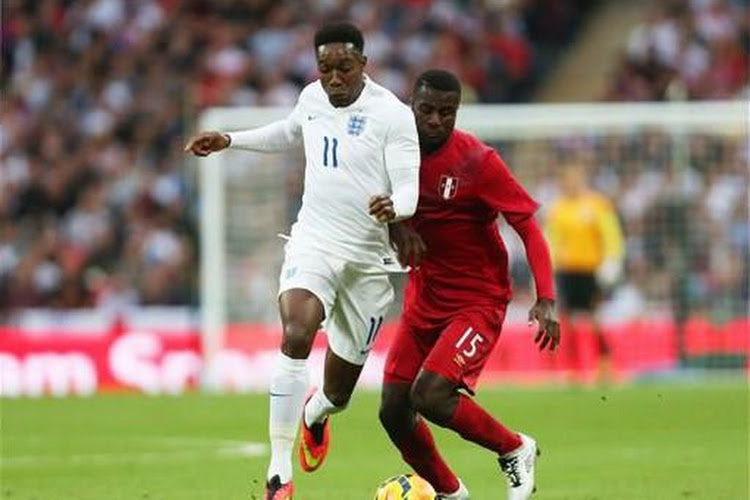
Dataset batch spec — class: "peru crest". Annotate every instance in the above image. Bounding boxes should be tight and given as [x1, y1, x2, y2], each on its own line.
[439, 175, 459, 200]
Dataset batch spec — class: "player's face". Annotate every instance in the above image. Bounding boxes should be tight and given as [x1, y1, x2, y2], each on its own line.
[412, 87, 460, 153]
[316, 43, 367, 107]
[560, 164, 587, 196]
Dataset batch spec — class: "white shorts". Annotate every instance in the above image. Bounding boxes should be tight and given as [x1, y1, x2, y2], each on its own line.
[278, 243, 394, 365]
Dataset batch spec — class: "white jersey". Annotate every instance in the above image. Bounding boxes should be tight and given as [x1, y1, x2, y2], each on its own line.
[227, 76, 419, 268]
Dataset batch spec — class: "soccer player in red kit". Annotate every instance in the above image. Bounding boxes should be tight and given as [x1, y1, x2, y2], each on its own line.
[372, 70, 560, 500]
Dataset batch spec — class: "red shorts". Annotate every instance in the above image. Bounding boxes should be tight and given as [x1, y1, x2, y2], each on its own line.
[383, 306, 506, 393]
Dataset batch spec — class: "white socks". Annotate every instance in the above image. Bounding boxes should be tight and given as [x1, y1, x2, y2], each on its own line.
[303, 388, 345, 428]
[267, 353, 308, 483]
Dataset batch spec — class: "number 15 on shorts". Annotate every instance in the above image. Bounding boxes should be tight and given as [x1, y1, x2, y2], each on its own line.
[455, 327, 485, 358]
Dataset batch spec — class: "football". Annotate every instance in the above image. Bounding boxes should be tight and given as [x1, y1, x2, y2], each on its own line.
[374, 474, 437, 500]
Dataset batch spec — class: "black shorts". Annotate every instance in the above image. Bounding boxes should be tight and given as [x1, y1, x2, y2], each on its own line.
[556, 272, 599, 312]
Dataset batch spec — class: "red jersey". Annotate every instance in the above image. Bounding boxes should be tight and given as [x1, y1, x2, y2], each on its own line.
[403, 129, 539, 325]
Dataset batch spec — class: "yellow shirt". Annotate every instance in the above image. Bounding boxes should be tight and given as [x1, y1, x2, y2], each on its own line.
[545, 191, 624, 273]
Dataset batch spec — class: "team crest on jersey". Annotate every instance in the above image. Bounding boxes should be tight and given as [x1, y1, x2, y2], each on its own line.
[439, 175, 459, 200]
[347, 115, 366, 136]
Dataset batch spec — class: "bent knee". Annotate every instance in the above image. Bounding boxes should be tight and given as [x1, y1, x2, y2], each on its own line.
[379, 401, 417, 439]
[281, 322, 316, 358]
[379, 385, 415, 432]
[410, 373, 457, 423]
[378, 397, 407, 429]
[409, 381, 435, 415]
[378, 403, 397, 430]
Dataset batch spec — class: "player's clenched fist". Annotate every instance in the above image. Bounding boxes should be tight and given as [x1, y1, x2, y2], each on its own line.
[184, 131, 231, 156]
[368, 194, 396, 223]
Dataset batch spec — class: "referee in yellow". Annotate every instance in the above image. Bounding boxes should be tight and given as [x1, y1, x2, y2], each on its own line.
[546, 162, 625, 384]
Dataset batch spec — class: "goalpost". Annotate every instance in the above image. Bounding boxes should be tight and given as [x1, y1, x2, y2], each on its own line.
[197, 100, 747, 366]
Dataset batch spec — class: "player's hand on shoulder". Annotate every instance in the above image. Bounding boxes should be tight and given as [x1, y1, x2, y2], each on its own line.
[388, 222, 426, 268]
[528, 298, 560, 351]
[368, 194, 397, 224]
[184, 131, 231, 157]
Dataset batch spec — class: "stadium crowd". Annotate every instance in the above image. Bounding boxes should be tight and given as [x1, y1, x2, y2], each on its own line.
[0, 0, 746, 322]
[606, 0, 749, 100]
[0, 0, 594, 314]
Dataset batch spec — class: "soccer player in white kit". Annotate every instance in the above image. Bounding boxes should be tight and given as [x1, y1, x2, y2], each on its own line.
[184, 23, 419, 500]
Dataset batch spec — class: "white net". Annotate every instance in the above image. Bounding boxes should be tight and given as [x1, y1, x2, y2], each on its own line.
[221, 147, 302, 324]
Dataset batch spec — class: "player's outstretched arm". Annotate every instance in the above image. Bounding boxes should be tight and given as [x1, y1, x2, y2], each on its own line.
[508, 214, 560, 351]
[184, 131, 230, 157]
[477, 149, 560, 349]
[226, 118, 302, 153]
[187, 92, 305, 157]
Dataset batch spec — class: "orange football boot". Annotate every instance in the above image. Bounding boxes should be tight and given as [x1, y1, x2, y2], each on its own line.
[298, 392, 331, 472]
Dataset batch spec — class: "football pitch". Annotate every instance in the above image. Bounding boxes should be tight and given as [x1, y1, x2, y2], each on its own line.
[1, 382, 747, 500]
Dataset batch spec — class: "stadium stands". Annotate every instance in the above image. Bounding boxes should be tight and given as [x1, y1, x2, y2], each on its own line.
[0, 0, 596, 314]
[0, 0, 746, 320]
[605, 0, 749, 101]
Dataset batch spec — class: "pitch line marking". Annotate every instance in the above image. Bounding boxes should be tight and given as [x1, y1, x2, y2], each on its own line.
[1, 436, 268, 468]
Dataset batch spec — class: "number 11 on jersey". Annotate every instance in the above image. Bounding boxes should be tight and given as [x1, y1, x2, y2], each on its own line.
[323, 136, 338, 167]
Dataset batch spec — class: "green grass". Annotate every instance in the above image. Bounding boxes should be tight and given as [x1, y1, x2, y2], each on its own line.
[1, 382, 747, 499]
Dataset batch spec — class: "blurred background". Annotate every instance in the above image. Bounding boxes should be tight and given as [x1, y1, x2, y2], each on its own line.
[0, 0, 748, 396]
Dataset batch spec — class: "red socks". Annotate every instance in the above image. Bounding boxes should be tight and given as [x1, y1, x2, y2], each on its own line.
[393, 396, 522, 493]
[395, 418, 460, 494]
[448, 394, 522, 455]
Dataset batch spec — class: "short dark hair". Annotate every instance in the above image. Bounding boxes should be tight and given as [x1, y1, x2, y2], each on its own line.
[413, 69, 462, 96]
[314, 22, 364, 53]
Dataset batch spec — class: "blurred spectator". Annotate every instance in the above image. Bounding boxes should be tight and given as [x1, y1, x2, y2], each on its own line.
[606, 0, 749, 100]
